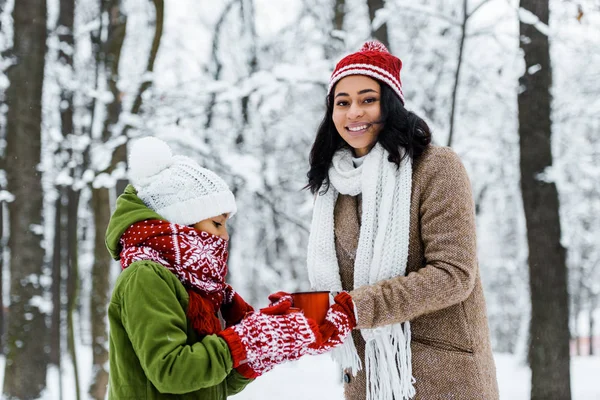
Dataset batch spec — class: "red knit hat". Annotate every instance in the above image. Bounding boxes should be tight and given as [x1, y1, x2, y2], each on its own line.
[328, 41, 404, 104]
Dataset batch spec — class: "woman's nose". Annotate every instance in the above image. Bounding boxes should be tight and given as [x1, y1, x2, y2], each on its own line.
[221, 230, 229, 241]
[347, 103, 364, 119]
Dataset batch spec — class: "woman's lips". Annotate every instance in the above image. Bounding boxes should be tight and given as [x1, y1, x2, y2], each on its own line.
[346, 123, 370, 136]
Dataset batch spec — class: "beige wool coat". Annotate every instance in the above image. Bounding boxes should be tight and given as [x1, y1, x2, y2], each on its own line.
[333, 145, 499, 400]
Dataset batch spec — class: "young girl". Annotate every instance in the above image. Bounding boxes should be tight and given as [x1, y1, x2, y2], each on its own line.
[106, 137, 324, 399]
[305, 42, 499, 399]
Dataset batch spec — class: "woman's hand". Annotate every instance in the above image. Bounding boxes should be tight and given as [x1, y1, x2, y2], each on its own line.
[308, 292, 357, 354]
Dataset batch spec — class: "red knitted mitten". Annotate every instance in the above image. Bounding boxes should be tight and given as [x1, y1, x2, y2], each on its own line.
[307, 292, 356, 355]
[218, 310, 321, 379]
[259, 291, 293, 315]
[221, 285, 254, 327]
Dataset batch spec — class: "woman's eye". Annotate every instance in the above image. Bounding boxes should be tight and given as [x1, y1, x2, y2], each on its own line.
[213, 221, 222, 228]
[335, 100, 349, 107]
[364, 97, 378, 104]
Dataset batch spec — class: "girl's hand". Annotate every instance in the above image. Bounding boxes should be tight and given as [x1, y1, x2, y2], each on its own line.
[217, 309, 321, 379]
[221, 285, 254, 327]
[259, 291, 293, 315]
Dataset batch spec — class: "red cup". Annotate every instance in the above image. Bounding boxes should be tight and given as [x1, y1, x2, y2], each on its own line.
[291, 291, 330, 324]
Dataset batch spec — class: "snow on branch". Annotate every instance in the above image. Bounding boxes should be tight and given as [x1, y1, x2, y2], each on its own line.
[518, 7, 550, 36]
[0, 189, 15, 202]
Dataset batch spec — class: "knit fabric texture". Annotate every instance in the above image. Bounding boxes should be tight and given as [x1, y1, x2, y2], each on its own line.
[217, 310, 320, 379]
[221, 287, 255, 328]
[128, 136, 237, 226]
[305, 292, 356, 356]
[120, 220, 229, 299]
[328, 41, 404, 104]
[307, 142, 415, 400]
[119, 219, 230, 336]
[334, 146, 499, 400]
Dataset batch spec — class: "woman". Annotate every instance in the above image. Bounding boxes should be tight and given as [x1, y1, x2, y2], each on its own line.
[306, 41, 499, 400]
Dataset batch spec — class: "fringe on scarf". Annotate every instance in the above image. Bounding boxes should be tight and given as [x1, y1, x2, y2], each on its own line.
[334, 322, 416, 400]
[331, 333, 362, 374]
[365, 323, 415, 400]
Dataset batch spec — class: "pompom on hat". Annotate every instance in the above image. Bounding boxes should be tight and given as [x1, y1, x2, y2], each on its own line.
[128, 136, 237, 226]
[328, 41, 404, 104]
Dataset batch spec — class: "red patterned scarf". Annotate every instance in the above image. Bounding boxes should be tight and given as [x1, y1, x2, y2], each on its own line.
[120, 219, 230, 336]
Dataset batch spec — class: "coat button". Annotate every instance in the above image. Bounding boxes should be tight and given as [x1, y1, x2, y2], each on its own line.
[343, 373, 351, 384]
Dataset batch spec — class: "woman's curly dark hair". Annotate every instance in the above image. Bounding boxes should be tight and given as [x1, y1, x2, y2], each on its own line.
[306, 80, 432, 194]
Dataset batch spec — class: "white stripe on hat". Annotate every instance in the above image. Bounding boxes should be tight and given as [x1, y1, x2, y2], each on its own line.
[329, 64, 404, 104]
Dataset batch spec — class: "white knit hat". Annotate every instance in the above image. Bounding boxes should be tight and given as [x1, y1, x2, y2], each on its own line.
[128, 136, 237, 226]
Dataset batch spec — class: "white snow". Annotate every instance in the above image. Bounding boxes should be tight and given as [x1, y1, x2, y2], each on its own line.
[518, 7, 550, 36]
[29, 295, 53, 314]
[0, 190, 14, 203]
[91, 172, 116, 189]
[3, 352, 597, 399]
[2, 0, 598, 398]
[527, 64, 542, 75]
[237, 353, 600, 400]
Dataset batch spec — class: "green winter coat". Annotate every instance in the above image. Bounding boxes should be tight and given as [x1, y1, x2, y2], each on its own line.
[105, 185, 252, 399]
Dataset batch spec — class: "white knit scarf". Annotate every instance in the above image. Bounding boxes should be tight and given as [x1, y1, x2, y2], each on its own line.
[307, 142, 416, 400]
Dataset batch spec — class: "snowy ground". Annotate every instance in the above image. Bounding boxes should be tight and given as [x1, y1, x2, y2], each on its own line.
[0, 352, 598, 399]
[232, 353, 600, 400]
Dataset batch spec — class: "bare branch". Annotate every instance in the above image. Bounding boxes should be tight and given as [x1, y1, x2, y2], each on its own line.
[255, 191, 310, 233]
[447, 0, 468, 147]
[389, 2, 461, 26]
[468, 0, 493, 19]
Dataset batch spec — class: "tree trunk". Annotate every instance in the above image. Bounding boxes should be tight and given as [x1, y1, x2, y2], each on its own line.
[0, 0, 6, 31]
[239, 0, 257, 129]
[89, 187, 111, 400]
[367, 0, 388, 48]
[205, 0, 237, 131]
[332, 0, 345, 32]
[58, 0, 75, 141]
[0, 198, 4, 355]
[590, 301, 596, 356]
[56, 1, 78, 396]
[88, 2, 164, 398]
[0, 159, 5, 356]
[447, 0, 468, 148]
[87, 2, 126, 399]
[2, 0, 48, 397]
[570, 282, 582, 356]
[518, 1, 571, 399]
[128, 0, 164, 118]
[66, 211, 81, 400]
[325, 0, 346, 61]
[50, 193, 65, 368]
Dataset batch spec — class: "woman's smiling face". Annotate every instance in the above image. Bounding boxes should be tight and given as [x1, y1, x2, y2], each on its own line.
[332, 75, 383, 157]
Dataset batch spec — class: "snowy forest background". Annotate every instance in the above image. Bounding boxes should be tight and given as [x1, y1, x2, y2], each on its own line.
[0, 0, 599, 399]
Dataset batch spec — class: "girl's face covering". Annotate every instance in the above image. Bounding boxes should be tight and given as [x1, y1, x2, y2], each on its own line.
[192, 213, 230, 240]
[332, 75, 383, 157]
